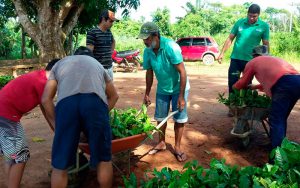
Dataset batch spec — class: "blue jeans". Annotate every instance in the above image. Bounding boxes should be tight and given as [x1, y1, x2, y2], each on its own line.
[155, 90, 189, 123]
[270, 75, 300, 149]
[228, 58, 248, 93]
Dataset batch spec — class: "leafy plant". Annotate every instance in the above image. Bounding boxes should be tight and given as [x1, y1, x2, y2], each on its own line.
[123, 138, 300, 187]
[0, 75, 13, 88]
[217, 89, 271, 108]
[110, 104, 157, 139]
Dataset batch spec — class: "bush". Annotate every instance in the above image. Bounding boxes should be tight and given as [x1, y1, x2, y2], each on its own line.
[123, 138, 300, 187]
[0, 75, 14, 88]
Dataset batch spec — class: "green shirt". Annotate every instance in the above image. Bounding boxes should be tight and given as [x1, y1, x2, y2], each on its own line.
[143, 37, 190, 95]
[230, 17, 270, 61]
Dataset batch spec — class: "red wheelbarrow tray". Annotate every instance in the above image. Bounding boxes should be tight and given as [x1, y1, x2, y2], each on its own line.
[78, 110, 178, 155]
[79, 133, 147, 155]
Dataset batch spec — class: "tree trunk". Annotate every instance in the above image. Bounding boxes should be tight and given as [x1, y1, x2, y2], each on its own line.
[36, 29, 66, 63]
[30, 45, 33, 57]
[66, 30, 73, 55]
[12, 0, 84, 63]
[74, 31, 79, 51]
[21, 27, 26, 59]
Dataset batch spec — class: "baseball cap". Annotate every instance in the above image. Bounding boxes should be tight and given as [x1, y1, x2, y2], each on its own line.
[100, 9, 119, 22]
[252, 45, 268, 56]
[137, 22, 159, 39]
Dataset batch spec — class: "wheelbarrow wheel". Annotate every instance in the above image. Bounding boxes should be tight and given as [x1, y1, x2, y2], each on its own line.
[242, 136, 250, 147]
[233, 119, 250, 134]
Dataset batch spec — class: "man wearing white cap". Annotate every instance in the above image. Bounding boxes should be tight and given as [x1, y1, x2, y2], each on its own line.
[234, 45, 300, 150]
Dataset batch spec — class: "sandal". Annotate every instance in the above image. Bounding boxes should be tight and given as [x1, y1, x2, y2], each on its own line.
[174, 151, 187, 162]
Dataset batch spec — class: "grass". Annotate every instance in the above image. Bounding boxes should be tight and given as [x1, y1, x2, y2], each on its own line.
[278, 52, 300, 64]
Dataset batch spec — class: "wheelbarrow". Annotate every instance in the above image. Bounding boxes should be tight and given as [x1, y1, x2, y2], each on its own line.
[229, 106, 270, 147]
[78, 110, 178, 173]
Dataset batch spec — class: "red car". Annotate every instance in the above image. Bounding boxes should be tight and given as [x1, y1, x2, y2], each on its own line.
[176, 36, 219, 65]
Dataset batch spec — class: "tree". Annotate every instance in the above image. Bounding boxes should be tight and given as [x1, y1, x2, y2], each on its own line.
[0, 20, 20, 59]
[0, 0, 15, 27]
[173, 13, 211, 38]
[4, 0, 140, 63]
[151, 7, 172, 37]
[0, 27, 14, 59]
[265, 7, 290, 32]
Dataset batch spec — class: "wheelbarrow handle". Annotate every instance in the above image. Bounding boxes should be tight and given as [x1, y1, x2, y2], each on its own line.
[152, 110, 179, 135]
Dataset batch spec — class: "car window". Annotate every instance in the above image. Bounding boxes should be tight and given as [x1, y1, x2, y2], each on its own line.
[192, 38, 206, 46]
[205, 38, 213, 46]
[177, 39, 191, 47]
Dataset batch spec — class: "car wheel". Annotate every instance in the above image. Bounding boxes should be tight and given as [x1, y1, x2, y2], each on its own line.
[202, 54, 215, 65]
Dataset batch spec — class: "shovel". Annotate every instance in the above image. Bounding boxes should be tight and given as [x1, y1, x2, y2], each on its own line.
[151, 110, 179, 135]
[146, 110, 179, 155]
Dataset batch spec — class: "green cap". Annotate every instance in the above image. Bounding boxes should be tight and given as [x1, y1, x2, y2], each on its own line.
[252, 45, 268, 56]
[137, 22, 159, 39]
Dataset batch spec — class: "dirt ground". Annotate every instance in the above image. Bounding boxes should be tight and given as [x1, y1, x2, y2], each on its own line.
[1, 63, 300, 187]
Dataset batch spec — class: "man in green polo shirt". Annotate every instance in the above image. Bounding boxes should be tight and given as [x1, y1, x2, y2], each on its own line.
[137, 22, 190, 162]
[217, 4, 270, 94]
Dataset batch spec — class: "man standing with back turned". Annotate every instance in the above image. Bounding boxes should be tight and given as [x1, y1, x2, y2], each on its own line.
[138, 22, 190, 162]
[42, 47, 119, 188]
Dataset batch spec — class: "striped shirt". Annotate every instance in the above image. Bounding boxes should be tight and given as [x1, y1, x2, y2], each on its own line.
[86, 27, 114, 69]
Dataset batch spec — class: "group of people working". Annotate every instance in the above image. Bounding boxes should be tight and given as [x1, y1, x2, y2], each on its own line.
[1, 4, 300, 188]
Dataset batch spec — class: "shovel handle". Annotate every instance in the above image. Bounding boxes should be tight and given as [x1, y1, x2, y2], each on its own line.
[152, 110, 179, 135]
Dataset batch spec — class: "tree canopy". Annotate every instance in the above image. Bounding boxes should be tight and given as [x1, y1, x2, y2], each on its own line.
[0, 0, 140, 62]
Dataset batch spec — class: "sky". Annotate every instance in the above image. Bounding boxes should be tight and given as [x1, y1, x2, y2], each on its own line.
[116, 0, 300, 23]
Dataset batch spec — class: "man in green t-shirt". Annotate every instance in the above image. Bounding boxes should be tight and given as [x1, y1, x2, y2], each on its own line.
[217, 4, 270, 95]
[137, 22, 190, 162]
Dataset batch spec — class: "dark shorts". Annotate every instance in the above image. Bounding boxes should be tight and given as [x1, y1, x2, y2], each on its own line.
[0, 117, 30, 164]
[52, 93, 111, 170]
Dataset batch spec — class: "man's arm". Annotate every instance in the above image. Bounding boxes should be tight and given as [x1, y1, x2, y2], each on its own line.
[262, 40, 270, 53]
[233, 62, 255, 90]
[217, 34, 235, 64]
[249, 84, 263, 91]
[41, 80, 57, 130]
[40, 105, 54, 131]
[111, 38, 116, 51]
[86, 44, 94, 52]
[105, 80, 119, 111]
[144, 69, 153, 106]
[86, 30, 95, 52]
[174, 63, 187, 111]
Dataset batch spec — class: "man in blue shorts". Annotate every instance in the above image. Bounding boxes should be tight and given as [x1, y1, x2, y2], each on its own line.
[42, 46, 119, 187]
[138, 22, 190, 162]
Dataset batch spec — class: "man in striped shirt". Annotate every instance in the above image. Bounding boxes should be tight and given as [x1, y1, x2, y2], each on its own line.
[86, 9, 118, 79]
